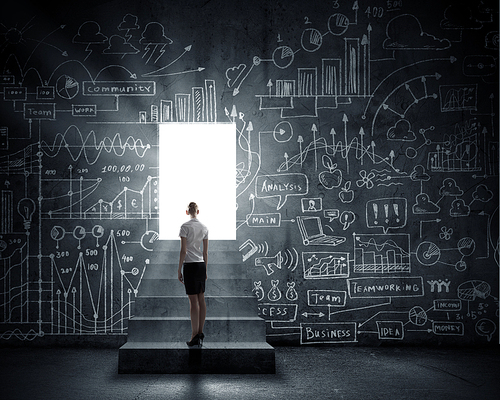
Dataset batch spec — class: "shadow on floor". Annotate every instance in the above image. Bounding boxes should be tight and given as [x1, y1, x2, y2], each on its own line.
[0, 345, 499, 400]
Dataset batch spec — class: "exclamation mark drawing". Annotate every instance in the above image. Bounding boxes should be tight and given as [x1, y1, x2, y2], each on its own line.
[384, 204, 389, 223]
[393, 203, 400, 223]
[373, 203, 378, 224]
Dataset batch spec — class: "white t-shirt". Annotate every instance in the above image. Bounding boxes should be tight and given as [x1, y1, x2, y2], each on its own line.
[179, 218, 209, 263]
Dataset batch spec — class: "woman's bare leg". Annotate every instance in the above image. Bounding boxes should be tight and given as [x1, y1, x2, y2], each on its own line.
[187, 294, 200, 340]
[197, 292, 206, 335]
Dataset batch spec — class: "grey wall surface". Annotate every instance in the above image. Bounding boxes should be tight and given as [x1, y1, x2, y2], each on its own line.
[0, 0, 498, 346]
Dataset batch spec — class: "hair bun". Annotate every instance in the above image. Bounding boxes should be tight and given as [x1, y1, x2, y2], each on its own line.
[187, 202, 198, 216]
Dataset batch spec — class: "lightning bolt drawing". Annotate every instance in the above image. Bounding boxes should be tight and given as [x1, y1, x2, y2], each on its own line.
[84, 43, 93, 62]
[154, 44, 166, 63]
[124, 29, 132, 43]
[142, 43, 153, 63]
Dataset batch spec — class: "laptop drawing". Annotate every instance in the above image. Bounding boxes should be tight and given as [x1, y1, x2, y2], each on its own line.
[297, 216, 346, 246]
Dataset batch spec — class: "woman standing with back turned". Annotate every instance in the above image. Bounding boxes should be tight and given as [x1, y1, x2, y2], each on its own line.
[177, 202, 209, 347]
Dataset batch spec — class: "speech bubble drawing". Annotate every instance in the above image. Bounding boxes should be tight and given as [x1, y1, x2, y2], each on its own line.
[475, 318, 496, 342]
[339, 210, 355, 230]
[366, 197, 407, 233]
[255, 173, 308, 210]
[324, 209, 340, 222]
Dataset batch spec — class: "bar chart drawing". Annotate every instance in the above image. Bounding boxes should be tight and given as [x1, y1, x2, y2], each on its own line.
[175, 94, 190, 122]
[256, 34, 368, 118]
[353, 233, 411, 273]
[160, 100, 173, 122]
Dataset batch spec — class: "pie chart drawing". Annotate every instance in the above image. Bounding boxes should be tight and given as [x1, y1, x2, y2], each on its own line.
[328, 13, 349, 36]
[301, 28, 323, 52]
[457, 237, 475, 257]
[141, 230, 159, 251]
[50, 226, 66, 241]
[92, 225, 105, 247]
[50, 226, 66, 249]
[92, 225, 104, 239]
[272, 45, 294, 69]
[457, 280, 491, 302]
[56, 74, 79, 99]
[409, 306, 427, 326]
[416, 241, 440, 266]
[73, 225, 86, 239]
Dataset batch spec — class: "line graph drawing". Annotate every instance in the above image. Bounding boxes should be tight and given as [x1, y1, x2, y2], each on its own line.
[427, 119, 481, 173]
[40, 174, 158, 220]
[0, 240, 29, 324]
[40, 126, 151, 164]
[275, 119, 406, 175]
[48, 229, 145, 334]
[302, 251, 349, 279]
[84, 176, 158, 220]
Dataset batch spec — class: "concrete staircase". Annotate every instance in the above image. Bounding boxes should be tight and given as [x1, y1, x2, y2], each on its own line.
[118, 240, 275, 373]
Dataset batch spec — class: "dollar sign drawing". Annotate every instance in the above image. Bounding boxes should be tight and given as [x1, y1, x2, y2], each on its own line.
[252, 281, 265, 301]
[267, 280, 281, 302]
[286, 282, 298, 301]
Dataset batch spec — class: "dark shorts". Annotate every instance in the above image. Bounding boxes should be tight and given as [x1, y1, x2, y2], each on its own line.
[183, 262, 206, 295]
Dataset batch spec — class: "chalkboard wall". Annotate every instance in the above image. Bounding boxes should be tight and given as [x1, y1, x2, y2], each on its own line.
[0, 0, 498, 345]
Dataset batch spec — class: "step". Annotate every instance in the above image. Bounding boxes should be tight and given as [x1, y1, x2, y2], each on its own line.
[143, 263, 249, 280]
[133, 295, 258, 318]
[118, 341, 275, 373]
[126, 316, 267, 343]
[147, 250, 242, 264]
[153, 240, 240, 253]
[139, 278, 253, 297]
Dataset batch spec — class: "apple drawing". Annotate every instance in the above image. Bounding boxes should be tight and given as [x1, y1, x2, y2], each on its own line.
[319, 155, 342, 189]
[339, 181, 354, 203]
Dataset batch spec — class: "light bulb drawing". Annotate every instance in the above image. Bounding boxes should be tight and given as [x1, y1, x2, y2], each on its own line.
[17, 198, 36, 231]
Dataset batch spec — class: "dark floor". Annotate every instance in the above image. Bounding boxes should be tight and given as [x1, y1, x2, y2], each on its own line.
[0, 345, 499, 400]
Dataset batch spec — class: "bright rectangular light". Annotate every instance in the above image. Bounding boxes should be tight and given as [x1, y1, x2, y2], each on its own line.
[158, 123, 236, 240]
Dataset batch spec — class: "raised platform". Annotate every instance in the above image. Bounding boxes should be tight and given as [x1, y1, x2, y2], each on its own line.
[118, 341, 276, 374]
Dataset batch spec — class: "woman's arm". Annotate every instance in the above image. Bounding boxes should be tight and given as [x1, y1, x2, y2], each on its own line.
[178, 236, 187, 283]
[203, 238, 208, 280]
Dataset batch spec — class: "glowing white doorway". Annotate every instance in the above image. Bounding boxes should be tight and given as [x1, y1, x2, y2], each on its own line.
[158, 123, 236, 240]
